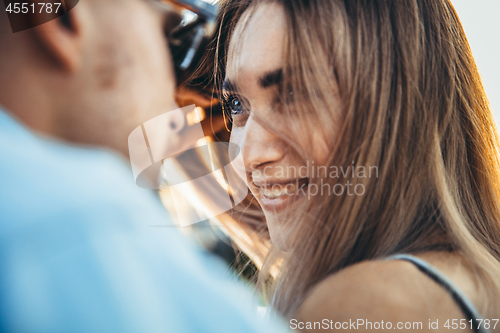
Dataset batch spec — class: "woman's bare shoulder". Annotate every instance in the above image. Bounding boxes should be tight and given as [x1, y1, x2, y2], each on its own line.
[295, 257, 470, 332]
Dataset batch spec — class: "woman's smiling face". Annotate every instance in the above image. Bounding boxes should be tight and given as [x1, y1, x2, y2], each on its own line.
[224, 2, 330, 250]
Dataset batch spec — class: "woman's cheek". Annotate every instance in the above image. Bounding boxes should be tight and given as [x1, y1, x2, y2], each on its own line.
[229, 127, 248, 185]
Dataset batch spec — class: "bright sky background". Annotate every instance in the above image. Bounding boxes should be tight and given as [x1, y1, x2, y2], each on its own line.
[451, 0, 500, 124]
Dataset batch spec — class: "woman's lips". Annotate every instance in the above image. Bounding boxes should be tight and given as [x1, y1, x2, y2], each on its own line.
[253, 178, 309, 214]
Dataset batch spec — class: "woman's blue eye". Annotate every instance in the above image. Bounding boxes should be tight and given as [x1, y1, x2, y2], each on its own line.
[230, 98, 242, 113]
[221, 93, 247, 118]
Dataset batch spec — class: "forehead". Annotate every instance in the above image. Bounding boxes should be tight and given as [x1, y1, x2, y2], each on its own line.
[227, 2, 286, 81]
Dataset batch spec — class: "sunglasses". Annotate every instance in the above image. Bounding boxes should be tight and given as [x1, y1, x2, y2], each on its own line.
[162, 0, 219, 85]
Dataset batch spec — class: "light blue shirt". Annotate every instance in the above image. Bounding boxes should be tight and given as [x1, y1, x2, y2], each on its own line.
[0, 108, 286, 333]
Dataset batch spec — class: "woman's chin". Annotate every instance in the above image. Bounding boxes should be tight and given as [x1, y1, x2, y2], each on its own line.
[267, 216, 296, 252]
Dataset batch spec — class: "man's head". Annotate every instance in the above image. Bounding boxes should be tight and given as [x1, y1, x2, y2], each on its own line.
[0, 0, 180, 156]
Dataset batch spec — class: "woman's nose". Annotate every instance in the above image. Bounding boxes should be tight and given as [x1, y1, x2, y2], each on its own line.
[238, 116, 285, 174]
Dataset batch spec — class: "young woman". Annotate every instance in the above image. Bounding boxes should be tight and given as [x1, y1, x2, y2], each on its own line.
[192, 0, 500, 329]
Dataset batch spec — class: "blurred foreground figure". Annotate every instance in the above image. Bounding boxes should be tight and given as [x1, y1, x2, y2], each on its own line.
[0, 1, 286, 332]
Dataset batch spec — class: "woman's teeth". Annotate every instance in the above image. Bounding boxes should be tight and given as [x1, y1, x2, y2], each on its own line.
[260, 181, 307, 199]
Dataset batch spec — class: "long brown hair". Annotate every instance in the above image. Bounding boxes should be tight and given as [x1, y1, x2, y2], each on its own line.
[195, 0, 500, 318]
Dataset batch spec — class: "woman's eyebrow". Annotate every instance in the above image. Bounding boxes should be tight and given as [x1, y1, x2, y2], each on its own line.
[222, 68, 283, 92]
[259, 69, 283, 88]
